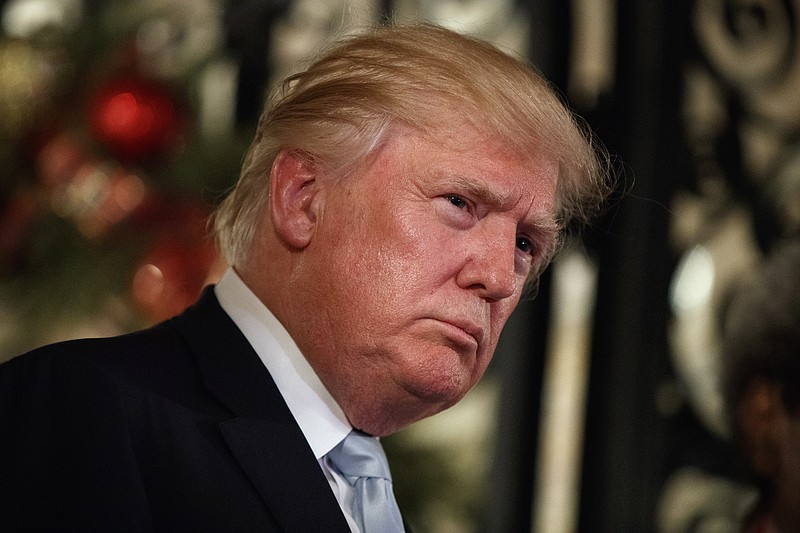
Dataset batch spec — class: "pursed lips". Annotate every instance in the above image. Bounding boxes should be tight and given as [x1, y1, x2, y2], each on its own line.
[429, 316, 484, 348]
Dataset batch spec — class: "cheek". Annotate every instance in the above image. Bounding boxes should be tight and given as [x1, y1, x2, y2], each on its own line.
[372, 209, 457, 284]
[330, 238, 420, 329]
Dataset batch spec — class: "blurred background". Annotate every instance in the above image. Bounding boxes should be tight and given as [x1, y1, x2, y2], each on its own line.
[1, 0, 799, 531]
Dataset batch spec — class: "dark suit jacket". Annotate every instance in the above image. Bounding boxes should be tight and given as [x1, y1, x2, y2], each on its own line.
[0, 287, 352, 532]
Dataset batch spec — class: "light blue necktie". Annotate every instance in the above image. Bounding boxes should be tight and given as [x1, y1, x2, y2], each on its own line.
[326, 430, 405, 533]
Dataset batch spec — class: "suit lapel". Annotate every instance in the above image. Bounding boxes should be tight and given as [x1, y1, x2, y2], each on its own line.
[170, 287, 350, 533]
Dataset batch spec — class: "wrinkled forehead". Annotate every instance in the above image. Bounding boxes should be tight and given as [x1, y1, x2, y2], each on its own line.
[418, 116, 560, 187]
[381, 123, 561, 230]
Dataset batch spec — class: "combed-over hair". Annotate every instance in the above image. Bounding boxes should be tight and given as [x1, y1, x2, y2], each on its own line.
[213, 22, 611, 267]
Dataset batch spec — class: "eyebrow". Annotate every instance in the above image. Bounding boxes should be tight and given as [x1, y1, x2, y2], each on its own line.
[529, 214, 560, 239]
[439, 173, 560, 234]
[441, 173, 511, 208]
[530, 216, 562, 261]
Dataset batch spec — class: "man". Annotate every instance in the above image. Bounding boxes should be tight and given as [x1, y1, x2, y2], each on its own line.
[0, 23, 609, 531]
[721, 240, 800, 532]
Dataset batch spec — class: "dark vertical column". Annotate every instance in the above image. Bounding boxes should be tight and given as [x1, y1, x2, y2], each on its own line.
[224, 0, 291, 129]
[486, 275, 551, 533]
[578, 1, 693, 531]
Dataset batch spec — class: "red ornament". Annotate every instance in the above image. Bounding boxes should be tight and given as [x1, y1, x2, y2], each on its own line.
[131, 232, 223, 323]
[88, 77, 185, 162]
[129, 199, 225, 323]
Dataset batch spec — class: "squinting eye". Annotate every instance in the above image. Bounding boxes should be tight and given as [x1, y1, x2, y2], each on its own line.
[446, 194, 467, 209]
[516, 236, 534, 255]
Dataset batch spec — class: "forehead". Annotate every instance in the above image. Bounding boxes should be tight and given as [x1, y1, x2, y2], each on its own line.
[392, 124, 559, 212]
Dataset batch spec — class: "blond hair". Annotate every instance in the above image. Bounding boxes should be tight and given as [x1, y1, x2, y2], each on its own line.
[214, 22, 611, 266]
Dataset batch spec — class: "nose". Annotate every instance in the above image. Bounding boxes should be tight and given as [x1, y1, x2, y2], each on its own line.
[456, 224, 518, 301]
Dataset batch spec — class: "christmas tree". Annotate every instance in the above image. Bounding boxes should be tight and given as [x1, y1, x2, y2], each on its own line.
[0, 0, 254, 359]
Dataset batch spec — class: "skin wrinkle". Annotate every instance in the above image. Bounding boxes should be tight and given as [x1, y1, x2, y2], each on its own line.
[426, 151, 560, 283]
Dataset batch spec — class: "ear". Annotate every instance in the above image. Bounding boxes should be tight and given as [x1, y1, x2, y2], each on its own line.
[269, 149, 322, 250]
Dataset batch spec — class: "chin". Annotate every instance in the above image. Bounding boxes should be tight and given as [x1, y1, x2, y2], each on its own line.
[406, 375, 469, 406]
[343, 346, 481, 435]
[347, 378, 470, 437]
[402, 350, 478, 405]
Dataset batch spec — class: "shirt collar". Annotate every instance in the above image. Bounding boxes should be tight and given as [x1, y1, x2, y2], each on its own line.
[214, 267, 351, 458]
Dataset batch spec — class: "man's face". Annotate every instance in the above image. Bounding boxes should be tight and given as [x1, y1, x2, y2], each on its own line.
[294, 123, 559, 435]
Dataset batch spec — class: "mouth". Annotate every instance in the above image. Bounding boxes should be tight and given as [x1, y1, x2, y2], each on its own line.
[428, 317, 483, 350]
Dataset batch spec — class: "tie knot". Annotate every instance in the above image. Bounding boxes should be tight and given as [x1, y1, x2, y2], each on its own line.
[327, 430, 392, 483]
[325, 430, 405, 532]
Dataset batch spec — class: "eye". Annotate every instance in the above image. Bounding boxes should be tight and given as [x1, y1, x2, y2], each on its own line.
[446, 194, 468, 209]
[516, 236, 535, 255]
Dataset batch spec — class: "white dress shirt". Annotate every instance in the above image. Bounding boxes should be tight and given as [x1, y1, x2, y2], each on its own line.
[214, 268, 359, 532]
